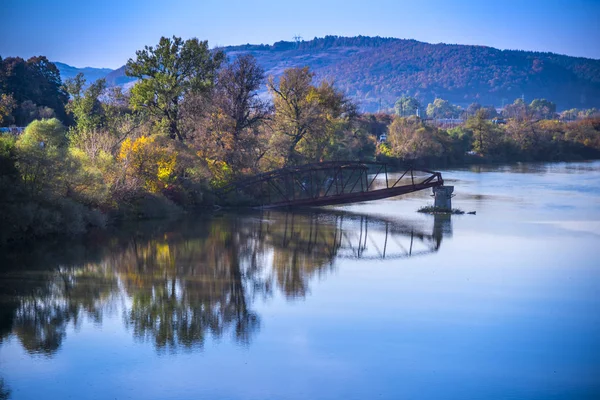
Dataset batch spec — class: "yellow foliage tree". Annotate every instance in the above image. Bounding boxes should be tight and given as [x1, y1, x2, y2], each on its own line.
[203, 158, 233, 189]
[119, 136, 177, 193]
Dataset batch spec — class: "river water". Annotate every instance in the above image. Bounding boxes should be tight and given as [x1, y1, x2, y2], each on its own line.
[1, 161, 599, 400]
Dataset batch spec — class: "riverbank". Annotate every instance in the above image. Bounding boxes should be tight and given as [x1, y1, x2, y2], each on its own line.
[2, 157, 600, 245]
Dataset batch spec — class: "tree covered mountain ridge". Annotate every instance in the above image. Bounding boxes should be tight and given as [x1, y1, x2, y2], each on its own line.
[59, 35, 600, 111]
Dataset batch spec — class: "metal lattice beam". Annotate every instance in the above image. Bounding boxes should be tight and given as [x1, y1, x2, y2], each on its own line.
[217, 161, 444, 208]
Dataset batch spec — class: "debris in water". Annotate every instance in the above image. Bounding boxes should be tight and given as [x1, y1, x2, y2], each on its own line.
[417, 205, 465, 215]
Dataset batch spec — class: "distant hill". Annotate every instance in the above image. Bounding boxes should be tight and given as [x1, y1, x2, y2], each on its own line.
[103, 66, 137, 87]
[65, 36, 600, 112]
[223, 36, 600, 111]
[54, 62, 113, 85]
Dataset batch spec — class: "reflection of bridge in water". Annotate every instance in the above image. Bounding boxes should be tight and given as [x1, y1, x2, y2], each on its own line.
[253, 211, 450, 262]
[219, 162, 444, 208]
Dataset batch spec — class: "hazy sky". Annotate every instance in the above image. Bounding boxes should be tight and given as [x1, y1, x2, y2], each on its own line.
[1, 0, 599, 68]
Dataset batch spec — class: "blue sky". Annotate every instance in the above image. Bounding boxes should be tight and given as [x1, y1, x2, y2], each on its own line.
[1, 0, 599, 68]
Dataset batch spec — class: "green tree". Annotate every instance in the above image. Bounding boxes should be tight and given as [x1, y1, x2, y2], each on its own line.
[447, 126, 474, 161]
[15, 118, 68, 195]
[466, 109, 501, 155]
[426, 98, 460, 119]
[126, 36, 225, 141]
[529, 98, 556, 119]
[394, 96, 422, 117]
[64, 73, 107, 133]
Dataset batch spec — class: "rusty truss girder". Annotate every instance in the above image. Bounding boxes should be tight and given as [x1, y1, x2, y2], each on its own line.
[218, 161, 444, 208]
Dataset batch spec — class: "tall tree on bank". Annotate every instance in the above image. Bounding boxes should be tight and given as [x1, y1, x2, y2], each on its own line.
[267, 67, 356, 166]
[466, 109, 501, 155]
[216, 55, 270, 140]
[126, 36, 224, 141]
[267, 67, 320, 165]
[212, 54, 270, 170]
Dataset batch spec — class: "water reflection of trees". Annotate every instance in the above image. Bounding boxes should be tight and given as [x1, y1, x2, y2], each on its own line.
[0, 378, 10, 400]
[0, 242, 118, 356]
[118, 220, 261, 351]
[0, 211, 447, 357]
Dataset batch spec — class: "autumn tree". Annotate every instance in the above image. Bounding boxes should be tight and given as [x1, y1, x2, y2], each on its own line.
[267, 67, 318, 165]
[387, 116, 445, 160]
[267, 67, 356, 166]
[300, 80, 358, 161]
[565, 118, 600, 150]
[503, 98, 532, 121]
[0, 94, 16, 126]
[126, 36, 224, 141]
[198, 54, 271, 172]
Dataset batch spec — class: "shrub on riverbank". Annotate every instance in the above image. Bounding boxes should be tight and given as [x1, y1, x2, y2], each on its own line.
[0, 122, 108, 244]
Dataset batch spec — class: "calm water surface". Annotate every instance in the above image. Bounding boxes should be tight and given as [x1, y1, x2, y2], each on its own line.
[1, 161, 599, 400]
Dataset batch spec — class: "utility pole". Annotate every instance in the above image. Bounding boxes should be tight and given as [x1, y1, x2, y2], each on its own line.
[293, 35, 302, 48]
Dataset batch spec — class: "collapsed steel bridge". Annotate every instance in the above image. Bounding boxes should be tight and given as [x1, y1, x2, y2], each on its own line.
[218, 161, 444, 208]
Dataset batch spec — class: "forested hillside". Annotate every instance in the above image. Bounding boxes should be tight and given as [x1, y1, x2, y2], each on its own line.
[223, 36, 600, 111]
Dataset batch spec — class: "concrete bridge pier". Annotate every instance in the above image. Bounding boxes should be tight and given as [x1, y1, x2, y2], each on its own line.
[433, 186, 454, 210]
